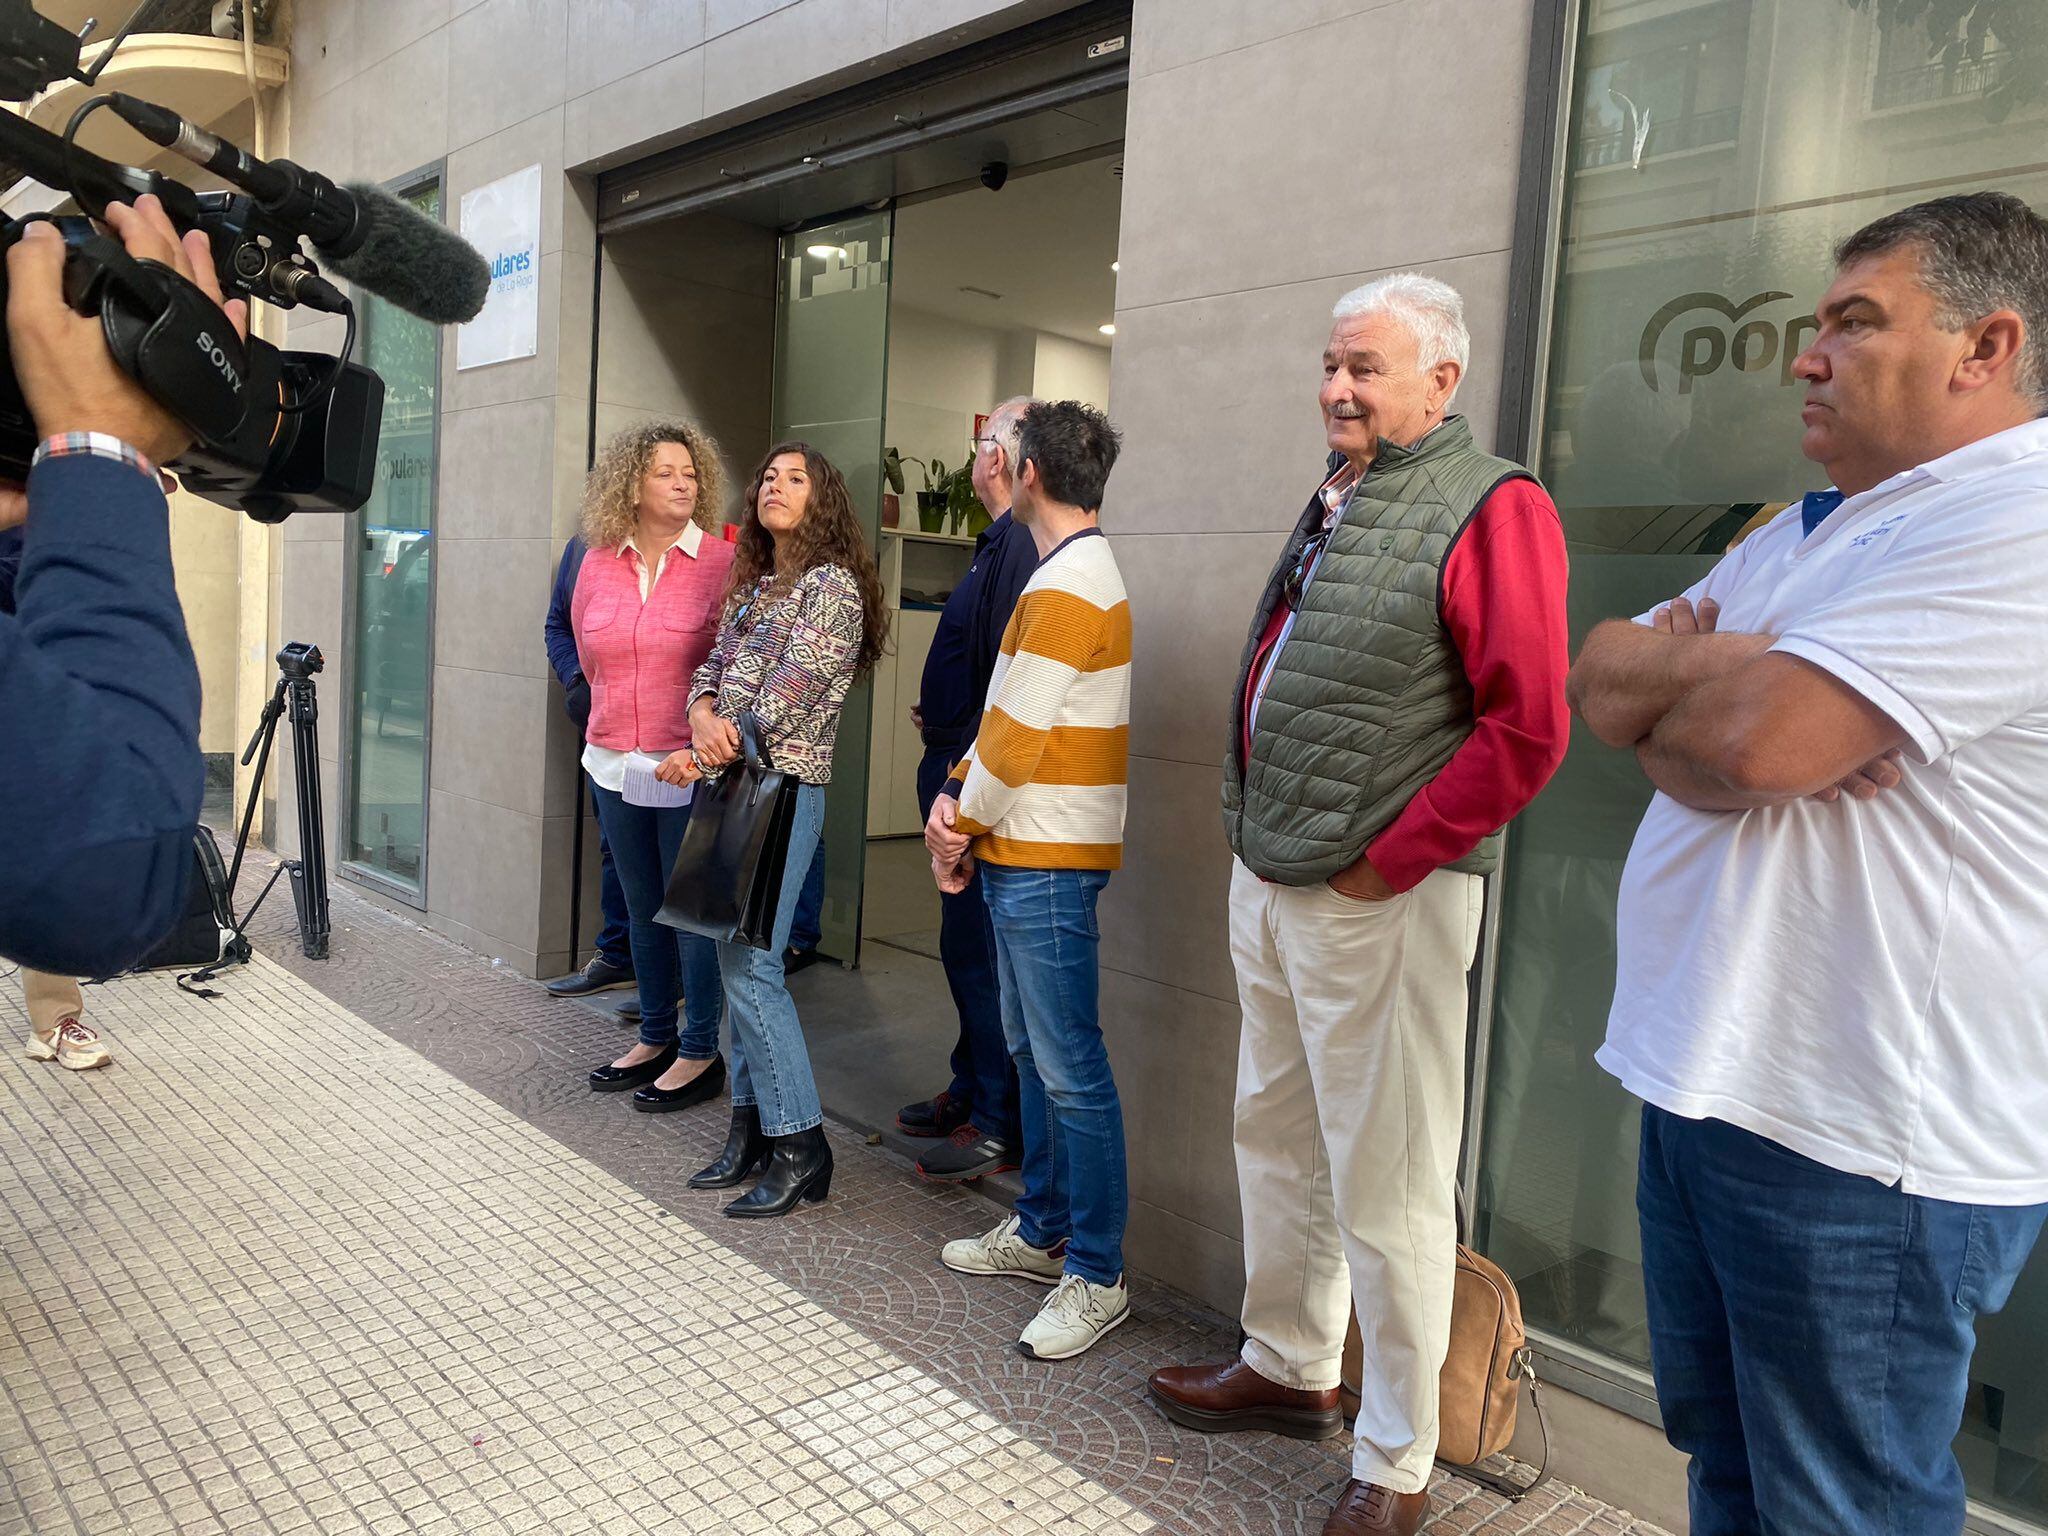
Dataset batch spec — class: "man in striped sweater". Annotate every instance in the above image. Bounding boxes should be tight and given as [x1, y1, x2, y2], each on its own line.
[925, 400, 1134, 1362]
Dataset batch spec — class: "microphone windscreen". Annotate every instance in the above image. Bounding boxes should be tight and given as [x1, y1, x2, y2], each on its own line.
[323, 181, 492, 325]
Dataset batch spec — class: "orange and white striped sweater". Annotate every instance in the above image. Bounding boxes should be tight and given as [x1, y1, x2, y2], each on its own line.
[946, 528, 1130, 870]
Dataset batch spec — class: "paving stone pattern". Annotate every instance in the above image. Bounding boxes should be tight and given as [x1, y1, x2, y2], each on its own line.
[0, 864, 1674, 1536]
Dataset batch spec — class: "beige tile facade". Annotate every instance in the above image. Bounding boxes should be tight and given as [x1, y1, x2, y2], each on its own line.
[274, 0, 1067, 975]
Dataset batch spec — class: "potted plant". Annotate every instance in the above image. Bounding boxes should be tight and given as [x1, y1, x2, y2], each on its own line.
[947, 462, 988, 537]
[914, 457, 948, 533]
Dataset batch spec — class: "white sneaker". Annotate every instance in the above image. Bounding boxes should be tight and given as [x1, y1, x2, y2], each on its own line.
[940, 1214, 1066, 1284]
[1018, 1273, 1129, 1360]
[26, 1018, 111, 1072]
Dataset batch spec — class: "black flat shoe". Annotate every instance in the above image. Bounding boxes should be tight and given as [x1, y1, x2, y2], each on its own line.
[588, 1044, 676, 1092]
[632, 1054, 726, 1113]
[689, 1105, 769, 1188]
[724, 1126, 833, 1218]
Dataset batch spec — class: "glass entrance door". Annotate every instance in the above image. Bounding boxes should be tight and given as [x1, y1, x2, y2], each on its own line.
[343, 181, 443, 899]
[769, 210, 894, 962]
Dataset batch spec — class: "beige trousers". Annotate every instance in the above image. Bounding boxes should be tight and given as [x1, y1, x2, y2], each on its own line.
[1229, 859, 1483, 1494]
[22, 970, 84, 1037]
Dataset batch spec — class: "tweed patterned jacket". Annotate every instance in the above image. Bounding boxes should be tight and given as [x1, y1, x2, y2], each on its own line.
[690, 563, 865, 785]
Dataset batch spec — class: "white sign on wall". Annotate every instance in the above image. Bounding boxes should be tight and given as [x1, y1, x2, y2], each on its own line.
[457, 163, 542, 370]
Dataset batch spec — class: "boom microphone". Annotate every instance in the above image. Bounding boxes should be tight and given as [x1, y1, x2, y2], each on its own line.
[106, 94, 491, 325]
[323, 182, 492, 327]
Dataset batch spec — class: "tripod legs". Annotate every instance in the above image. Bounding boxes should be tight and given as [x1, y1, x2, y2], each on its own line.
[224, 668, 331, 962]
[285, 678, 330, 960]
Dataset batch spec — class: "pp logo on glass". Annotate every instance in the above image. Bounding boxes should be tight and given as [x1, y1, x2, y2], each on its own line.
[1639, 291, 1819, 394]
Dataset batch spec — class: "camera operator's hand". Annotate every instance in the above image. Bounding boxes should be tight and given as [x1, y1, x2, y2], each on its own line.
[5, 195, 249, 467]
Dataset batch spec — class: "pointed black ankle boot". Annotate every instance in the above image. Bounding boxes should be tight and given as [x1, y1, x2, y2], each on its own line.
[723, 1125, 833, 1218]
[688, 1104, 769, 1189]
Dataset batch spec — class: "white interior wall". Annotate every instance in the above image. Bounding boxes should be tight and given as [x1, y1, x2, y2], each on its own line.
[884, 306, 1002, 484]
[885, 306, 1114, 484]
[1031, 332, 1113, 411]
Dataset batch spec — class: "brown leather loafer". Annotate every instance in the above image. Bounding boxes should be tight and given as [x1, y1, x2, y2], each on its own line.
[1147, 1358, 1343, 1440]
[1320, 1479, 1429, 1534]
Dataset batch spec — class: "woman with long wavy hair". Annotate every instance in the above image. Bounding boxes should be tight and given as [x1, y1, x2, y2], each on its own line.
[571, 421, 734, 1113]
[675, 441, 888, 1218]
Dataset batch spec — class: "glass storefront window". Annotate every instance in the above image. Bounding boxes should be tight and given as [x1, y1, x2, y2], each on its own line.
[1475, 0, 2048, 1521]
[343, 182, 442, 896]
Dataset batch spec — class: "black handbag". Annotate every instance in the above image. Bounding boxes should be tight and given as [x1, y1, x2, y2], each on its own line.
[655, 712, 801, 949]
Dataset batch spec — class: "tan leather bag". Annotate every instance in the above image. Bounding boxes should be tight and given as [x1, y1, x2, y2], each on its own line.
[1339, 1243, 1551, 1500]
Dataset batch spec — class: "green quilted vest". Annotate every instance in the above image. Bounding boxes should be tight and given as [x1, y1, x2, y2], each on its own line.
[1222, 415, 1533, 885]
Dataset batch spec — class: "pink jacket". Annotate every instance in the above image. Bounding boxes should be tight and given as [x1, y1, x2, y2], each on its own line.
[571, 534, 734, 753]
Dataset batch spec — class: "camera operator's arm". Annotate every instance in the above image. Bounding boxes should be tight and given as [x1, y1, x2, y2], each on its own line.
[0, 198, 250, 976]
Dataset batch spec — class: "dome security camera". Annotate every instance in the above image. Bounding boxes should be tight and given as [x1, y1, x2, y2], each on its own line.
[980, 161, 1009, 192]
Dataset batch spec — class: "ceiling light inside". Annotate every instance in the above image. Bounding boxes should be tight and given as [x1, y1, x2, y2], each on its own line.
[1098, 323, 1117, 336]
[806, 243, 848, 259]
[1111, 261, 1119, 272]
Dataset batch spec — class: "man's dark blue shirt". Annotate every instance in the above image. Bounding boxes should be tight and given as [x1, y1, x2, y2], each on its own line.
[916, 511, 1038, 751]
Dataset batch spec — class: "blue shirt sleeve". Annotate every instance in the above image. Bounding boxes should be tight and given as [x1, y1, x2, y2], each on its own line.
[0, 527, 22, 616]
[544, 535, 585, 688]
[0, 455, 202, 975]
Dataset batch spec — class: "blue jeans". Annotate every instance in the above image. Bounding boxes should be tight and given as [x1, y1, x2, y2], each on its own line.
[789, 840, 825, 953]
[590, 779, 631, 968]
[918, 747, 1016, 1143]
[722, 781, 827, 1137]
[981, 863, 1125, 1286]
[589, 785, 723, 1057]
[1638, 1106, 2046, 1536]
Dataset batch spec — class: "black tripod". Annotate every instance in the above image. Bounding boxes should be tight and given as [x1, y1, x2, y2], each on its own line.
[222, 641, 331, 961]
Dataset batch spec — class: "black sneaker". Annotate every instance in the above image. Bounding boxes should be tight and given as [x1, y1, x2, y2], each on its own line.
[897, 1089, 970, 1139]
[546, 954, 634, 997]
[917, 1124, 1017, 1183]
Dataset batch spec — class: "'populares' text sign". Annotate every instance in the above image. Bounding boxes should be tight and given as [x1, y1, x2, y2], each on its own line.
[458, 163, 542, 370]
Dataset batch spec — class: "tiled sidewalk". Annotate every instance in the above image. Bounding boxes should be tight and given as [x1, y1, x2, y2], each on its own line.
[0, 871, 1674, 1536]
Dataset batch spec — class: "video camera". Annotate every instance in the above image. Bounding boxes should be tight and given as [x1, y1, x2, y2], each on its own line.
[0, 0, 489, 521]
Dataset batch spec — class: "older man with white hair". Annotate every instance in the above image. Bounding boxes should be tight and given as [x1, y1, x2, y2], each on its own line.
[1148, 274, 1570, 1535]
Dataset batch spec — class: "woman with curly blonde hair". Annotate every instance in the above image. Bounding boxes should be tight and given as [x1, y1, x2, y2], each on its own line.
[676, 441, 889, 1218]
[568, 421, 735, 1113]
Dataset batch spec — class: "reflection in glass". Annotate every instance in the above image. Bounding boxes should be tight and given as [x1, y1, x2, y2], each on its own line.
[1476, 1, 2048, 1518]
[344, 183, 442, 894]
[769, 211, 893, 961]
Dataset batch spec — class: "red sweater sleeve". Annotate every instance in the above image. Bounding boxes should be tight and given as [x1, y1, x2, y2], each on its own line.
[1361, 478, 1571, 892]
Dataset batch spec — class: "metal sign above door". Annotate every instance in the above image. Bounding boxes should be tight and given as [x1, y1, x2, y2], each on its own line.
[594, 1, 1133, 236]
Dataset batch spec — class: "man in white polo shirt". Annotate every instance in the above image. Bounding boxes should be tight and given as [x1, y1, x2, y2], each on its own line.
[1568, 191, 2048, 1536]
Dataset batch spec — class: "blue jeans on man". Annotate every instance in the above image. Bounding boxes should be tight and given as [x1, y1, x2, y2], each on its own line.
[918, 747, 1018, 1145]
[980, 862, 1125, 1286]
[589, 786, 722, 1057]
[1637, 1105, 2047, 1536]
[592, 780, 632, 968]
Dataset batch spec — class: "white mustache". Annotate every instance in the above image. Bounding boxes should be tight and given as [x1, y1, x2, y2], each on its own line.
[1328, 402, 1366, 420]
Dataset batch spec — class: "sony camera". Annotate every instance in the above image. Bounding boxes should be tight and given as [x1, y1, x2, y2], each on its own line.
[0, 0, 394, 521]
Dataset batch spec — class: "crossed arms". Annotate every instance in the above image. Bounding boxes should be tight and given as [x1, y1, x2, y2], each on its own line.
[1567, 596, 1908, 810]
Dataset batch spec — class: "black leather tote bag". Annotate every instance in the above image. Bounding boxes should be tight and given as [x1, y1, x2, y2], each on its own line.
[656, 712, 800, 950]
